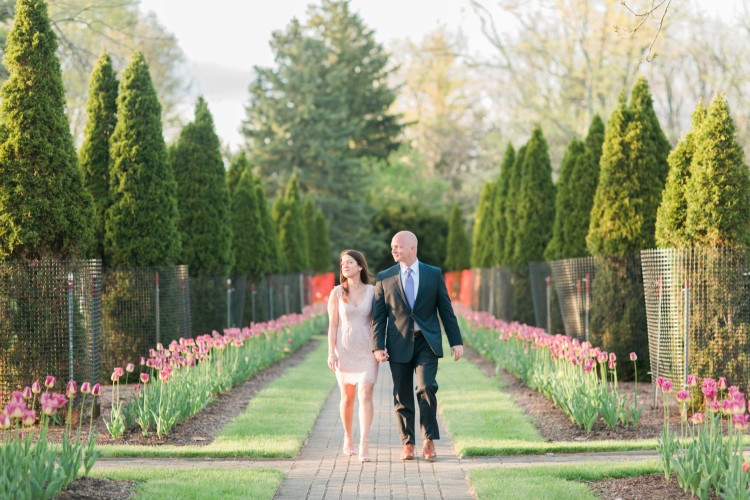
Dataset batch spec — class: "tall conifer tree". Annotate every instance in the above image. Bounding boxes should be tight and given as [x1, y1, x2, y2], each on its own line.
[230, 169, 266, 281]
[256, 178, 284, 274]
[545, 139, 585, 260]
[445, 203, 471, 271]
[171, 97, 233, 276]
[310, 211, 332, 273]
[79, 51, 118, 262]
[106, 51, 180, 266]
[493, 144, 514, 265]
[470, 182, 496, 268]
[684, 96, 750, 247]
[277, 173, 309, 272]
[502, 144, 527, 264]
[0, 0, 94, 260]
[655, 104, 706, 248]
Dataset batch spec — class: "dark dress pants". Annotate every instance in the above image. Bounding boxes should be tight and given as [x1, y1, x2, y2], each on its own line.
[389, 335, 440, 445]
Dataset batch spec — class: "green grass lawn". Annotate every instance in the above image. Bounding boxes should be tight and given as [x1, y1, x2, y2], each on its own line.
[92, 467, 284, 499]
[469, 460, 661, 499]
[96, 335, 336, 458]
[439, 342, 662, 455]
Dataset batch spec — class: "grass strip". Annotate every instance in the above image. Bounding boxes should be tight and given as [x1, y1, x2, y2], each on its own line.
[96, 335, 335, 458]
[439, 341, 663, 455]
[468, 460, 661, 500]
[92, 467, 283, 499]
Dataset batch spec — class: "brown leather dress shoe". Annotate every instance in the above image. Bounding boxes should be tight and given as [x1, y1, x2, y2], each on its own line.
[422, 439, 437, 461]
[400, 443, 415, 460]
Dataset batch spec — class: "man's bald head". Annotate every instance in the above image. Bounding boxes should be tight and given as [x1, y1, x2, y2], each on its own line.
[391, 231, 418, 265]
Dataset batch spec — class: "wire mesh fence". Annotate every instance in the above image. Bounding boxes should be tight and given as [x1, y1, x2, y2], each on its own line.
[468, 267, 513, 321]
[549, 256, 595, 340]
[641, 247, 750, 391]
[228, 273, 313, 327]
[529, 261, 551, 332]
[100, 266, 190, 377]
[0, 260, 101, 396]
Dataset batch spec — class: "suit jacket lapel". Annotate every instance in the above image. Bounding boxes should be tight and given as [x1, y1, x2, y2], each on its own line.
[413, 262, 427, 309]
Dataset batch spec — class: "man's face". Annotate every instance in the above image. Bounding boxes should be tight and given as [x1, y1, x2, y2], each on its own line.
[391, 235, 416, 264]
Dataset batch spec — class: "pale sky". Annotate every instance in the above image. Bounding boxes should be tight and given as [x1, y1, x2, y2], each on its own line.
[138, 0, 740, 150]
[138, 0, 490, 149]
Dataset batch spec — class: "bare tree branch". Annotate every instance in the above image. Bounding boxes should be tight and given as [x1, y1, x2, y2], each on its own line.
[615, 0, 672, 62]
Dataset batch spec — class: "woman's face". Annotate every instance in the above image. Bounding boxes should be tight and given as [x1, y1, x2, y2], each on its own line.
[341, 254, 362, 280]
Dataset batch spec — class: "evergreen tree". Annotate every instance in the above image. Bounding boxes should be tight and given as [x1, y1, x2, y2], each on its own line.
[545, 139, 585, 261]
[106, 51, 180, 267]
[513, 126, 555, 264]
[302, 195, 315, 266]
[230, 169, 266, 280]
[310, 211, 332, 273]
[470, 182, 496, 268]
[445, 202, 471, 271]
[655, 104, 706, 248]
[242, 0, 401, 256]
[502, 144, 527, 264]
[0, 0, 94, 260]
[256, 178, 284, 274]
[227, 150, 250, 197]
[493, 144, 514, 265]
[277, 173, 309, 272]
[79, 51, 118, 262]
[171, 97, 233, 276]
[511, 127, 555, 325]
[684, 95, 750, 247]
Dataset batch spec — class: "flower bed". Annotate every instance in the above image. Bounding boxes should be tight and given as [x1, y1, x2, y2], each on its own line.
[459, 308, 642, 431]
[105, 306, 326, 439]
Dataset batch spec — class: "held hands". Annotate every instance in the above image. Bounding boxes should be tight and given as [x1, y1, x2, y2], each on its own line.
[374, 349, 389, 363]
[450, 345, 463, 362]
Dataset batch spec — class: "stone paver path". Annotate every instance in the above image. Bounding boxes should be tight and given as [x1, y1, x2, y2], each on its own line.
[275, 362, 474, 499]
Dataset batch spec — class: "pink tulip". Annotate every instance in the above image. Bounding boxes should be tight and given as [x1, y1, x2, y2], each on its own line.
[288, 337, 294, 344]
[661, 380, 673, 393]
[718, 377, 728, 390]
[676, 390, 690, 403]
[80, 382, 91, 394]
[140, 373, 149, 384]
[91, 384, 101, 397]
[41, 396, 57, 416]
[733, 414, 750, 430]
[159, 369, 170, 383]
[0, 412, 10, 430]
[66, 380, 77, 398]
[140, 356, 146, 366]
[690, 412, 705, 424]
[6, 402, 24, 419]
[629, 352, 637, 362]
[44, 375, 56, 389]
[31, 381, 41, 394]
[9, 391, 23, 404]
[743, 462, 750, 473]
[686, 374, 698, 387]
[126, 363, 135, 373]
[21, 409, 35, 427]
[21, 387, 32, 400]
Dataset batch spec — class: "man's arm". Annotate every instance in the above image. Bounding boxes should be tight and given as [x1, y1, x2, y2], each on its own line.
[435, 270, 463, 361]
[371, 276, 389, 362]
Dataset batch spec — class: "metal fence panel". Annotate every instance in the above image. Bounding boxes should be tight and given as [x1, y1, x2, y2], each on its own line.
[642, 248, 750, 390]
[550, 256, 595, 340]
[0, 260, 101, 395]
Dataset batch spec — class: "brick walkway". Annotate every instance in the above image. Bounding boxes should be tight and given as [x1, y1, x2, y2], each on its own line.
[92, 362, 659, 499]
[274, 362, 474, 500]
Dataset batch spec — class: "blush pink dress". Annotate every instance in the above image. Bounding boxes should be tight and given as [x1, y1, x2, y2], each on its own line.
[334, 284, 379, 386]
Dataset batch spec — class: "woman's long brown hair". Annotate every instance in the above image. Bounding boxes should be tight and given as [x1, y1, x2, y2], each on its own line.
[339, 249, 370, 303]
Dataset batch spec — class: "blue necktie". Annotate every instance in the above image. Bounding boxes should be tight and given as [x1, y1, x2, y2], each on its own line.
[405, 268, 415, 309]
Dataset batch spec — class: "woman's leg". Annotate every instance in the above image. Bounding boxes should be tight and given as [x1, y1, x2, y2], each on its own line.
[357, 381, 375, 460]
[340, 382, 357, 453]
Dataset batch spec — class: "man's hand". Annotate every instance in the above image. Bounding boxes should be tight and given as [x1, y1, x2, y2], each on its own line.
[374, 349, 389, 363]
[450, 345, 463, 361]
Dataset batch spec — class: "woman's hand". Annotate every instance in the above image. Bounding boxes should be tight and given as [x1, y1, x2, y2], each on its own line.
[327, 354, 338, 371]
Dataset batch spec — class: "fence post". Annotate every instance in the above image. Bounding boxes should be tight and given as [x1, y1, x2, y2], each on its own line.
[584, 273, 590, 344]
[284, 284, 290, 315]
[227, 278, 232, 329]
[683, 279, 690, 389]
[546, 275, 551, 334]
[155, 271, 160, 345]
[299, 273, 305, 312]
[67, 272, 74, 382]
[251, 283, 257, 324]
[269, 277, 274, 320]
[655, 274, 662, 408]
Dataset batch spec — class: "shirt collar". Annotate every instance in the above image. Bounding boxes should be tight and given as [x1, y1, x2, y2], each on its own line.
[400, 259, 419, 276]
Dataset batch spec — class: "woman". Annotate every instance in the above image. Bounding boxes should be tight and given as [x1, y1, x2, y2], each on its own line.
[327, 249, 378, 462]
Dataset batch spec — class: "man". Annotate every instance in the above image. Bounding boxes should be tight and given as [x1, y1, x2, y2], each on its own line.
[371, 230, 463, 461]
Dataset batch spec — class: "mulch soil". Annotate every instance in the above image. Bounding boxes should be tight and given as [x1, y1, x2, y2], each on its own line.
[55, 341, 697, 498]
